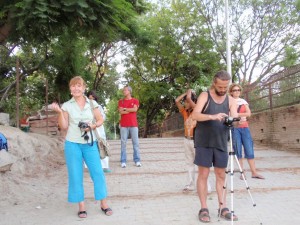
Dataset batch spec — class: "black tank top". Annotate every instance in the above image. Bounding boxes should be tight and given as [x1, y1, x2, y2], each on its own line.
[194, 91, 229, 151]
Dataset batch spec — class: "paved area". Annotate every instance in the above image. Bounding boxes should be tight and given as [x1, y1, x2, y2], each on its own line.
[82, 137, 300, 225]
[3, 137, 300, 225]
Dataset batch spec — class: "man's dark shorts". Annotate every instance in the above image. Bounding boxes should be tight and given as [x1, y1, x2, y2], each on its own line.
[194, 147, 228, 168]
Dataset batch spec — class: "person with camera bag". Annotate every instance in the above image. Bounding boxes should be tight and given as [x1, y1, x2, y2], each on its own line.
[51, 76, 112, 219]
[229, 83, 265, 180]
[192, 70, 238, 223]
[87, 90, 112, 173]
[175, 89, 211, 193]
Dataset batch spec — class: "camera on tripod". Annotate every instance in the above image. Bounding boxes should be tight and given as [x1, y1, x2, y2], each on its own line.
[78, 121, 89, 130]
[223, 116, 240, 127]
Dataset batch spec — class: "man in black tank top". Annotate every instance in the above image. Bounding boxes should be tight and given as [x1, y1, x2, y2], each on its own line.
[191, 70, 238, 223]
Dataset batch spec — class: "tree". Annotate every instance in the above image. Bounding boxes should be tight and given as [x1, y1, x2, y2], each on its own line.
[190, 0, 300, 86]
[0, 0, 146, 101]
[122, 1, 222, 137]
[0, 0, 147, 44]
[297, 0, 300, 10]
[0, 0, 148, 118]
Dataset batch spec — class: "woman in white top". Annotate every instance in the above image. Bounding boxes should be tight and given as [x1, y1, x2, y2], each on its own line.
[229, 83, 264, 180]
[51, 76, 113, 218]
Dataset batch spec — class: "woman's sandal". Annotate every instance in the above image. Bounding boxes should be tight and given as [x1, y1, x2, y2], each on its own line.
[218, 207, 238, 221]
[78, 211, 87, 218]
[252, 174, 265, 179]
[198, 208, 210, 223]
[101, 207, 113, 216]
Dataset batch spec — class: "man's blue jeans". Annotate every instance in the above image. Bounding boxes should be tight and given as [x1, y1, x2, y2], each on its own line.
[120, 126, 141, 163]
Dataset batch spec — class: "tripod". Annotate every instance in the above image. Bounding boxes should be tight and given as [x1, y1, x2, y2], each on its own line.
[219, 118, 263, 225]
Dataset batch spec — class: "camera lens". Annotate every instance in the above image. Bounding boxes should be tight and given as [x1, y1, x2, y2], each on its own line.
[84, 134, 89, 141]
[78, 122, 89, 129]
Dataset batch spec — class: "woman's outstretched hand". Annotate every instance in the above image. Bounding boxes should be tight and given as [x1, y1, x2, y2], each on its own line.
[50, 102, 62, 113]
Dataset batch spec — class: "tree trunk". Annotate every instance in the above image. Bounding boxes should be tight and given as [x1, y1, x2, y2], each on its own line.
[142, 121, 149, 138]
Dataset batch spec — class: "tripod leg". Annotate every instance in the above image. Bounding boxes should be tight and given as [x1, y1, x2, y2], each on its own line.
[234, 154, 263, 224]
[235, 155, 247, 180]
[230, 128, 263, 224]
[219, 130, 237, 224]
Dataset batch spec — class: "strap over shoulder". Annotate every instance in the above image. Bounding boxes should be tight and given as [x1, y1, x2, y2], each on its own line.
[201, 91, 210, 113]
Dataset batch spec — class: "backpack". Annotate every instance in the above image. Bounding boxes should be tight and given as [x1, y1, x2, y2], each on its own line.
[0, 132, 8, 151]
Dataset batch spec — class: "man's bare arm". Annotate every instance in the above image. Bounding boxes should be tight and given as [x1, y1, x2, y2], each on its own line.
[192, 91, 228, 122]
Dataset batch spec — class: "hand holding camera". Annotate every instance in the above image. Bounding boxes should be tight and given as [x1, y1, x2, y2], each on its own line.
[78, 122, 93, 145]
[211, 113, 228, 121]
[223, 116, 241, 127]
[78, 121, 90, 130]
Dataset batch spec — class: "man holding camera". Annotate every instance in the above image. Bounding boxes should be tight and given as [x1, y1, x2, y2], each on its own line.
[118, 85, 141, 168]
[192, 70, 238, 223]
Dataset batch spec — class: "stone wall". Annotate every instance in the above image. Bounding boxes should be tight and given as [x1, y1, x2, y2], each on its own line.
[249, 104, 300, 151]
[161, 129, 184, 138]
[157, 104, 300, 151]
[29, 115, 59, 135]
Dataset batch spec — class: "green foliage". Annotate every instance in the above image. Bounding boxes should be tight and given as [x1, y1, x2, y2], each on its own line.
[280, 47, 299, 68]
[84, 39, 122, 102]
[1, 74, 46, 123]
[0, 0, 144, 44]
[0, 41, 49, 113]
[122, 0, 222, 135]
[0, 0, 148, 118]
[104, 97, 121, 139]
[297, 0, 300, 11]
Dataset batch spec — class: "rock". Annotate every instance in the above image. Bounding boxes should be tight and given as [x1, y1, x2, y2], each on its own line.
[0, 150, 17, 172]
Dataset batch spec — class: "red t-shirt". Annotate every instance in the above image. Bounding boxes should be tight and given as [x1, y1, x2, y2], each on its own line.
[118, 98, 139, 127]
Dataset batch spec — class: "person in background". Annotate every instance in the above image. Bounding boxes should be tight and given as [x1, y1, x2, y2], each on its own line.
[175, 89, 211, 193]
[87, 90, 112, 173]
[192, 70, 238, 223]
[229, 83, 265, 180]
[51, 76, 112, 218]
[118, 85, 141, 168]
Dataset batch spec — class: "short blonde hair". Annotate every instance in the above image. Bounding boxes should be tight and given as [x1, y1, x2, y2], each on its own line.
[229, 83, 242, 94]
[69, 76, 86, 87]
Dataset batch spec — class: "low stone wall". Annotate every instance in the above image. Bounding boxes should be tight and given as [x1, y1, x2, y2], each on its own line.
[29, 115, 59, 135]
[249, 104, 300, 151]
[157, 104, 300, 151]
[161, 129, 184, 138]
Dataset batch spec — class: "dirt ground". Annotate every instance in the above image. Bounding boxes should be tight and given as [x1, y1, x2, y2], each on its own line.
[0, 125, 71, 225]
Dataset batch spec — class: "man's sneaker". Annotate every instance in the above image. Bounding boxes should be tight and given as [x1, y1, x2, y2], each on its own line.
[121, 163, 126, 168]
[182, 184, 193, 193]
[135, 162, 142, 167]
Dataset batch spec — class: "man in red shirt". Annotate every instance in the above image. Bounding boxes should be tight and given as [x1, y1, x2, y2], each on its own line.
[118, 86, 141, 168]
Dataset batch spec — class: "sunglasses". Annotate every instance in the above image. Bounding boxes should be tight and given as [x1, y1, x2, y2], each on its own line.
[231, 89, 241, 92]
